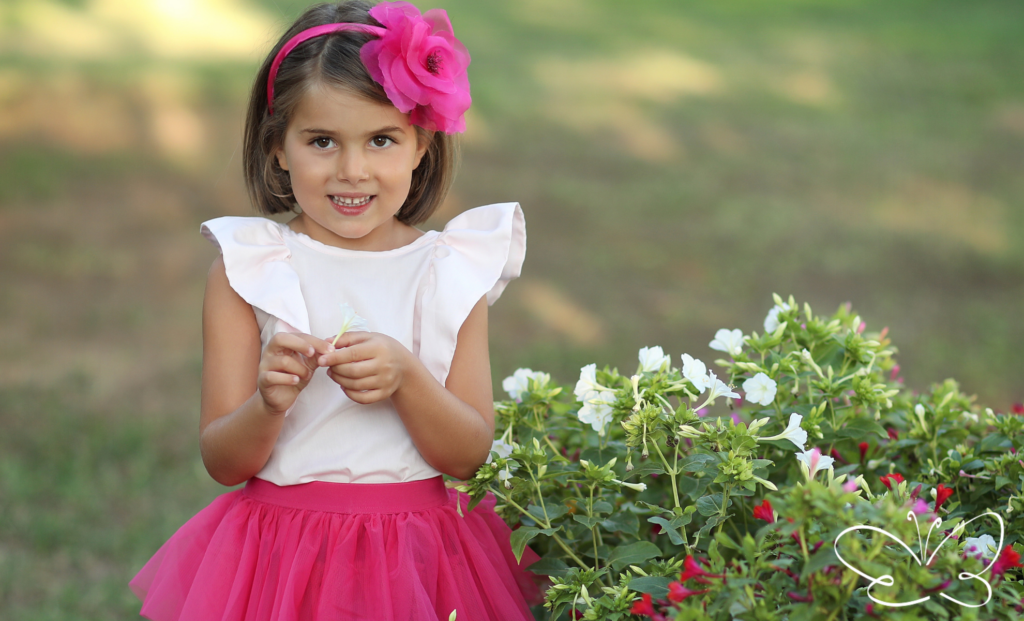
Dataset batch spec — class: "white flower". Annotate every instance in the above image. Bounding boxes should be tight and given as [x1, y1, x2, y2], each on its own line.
[703, 371, 740, 404]
[742, 373, 778, 407]
[613, 479, 647, 493]
[638, 346, 671, 373]
[485, 439, 514, 464]
[759, 413, 807, 451]
[577, 389, 616, 436]
[964, 535, 998, 559]
[763, 303, 791, 334]
[681, 354, 710, 394]
[502, 368, 549, 400]
[574, 363, 607, 400]
[331, 302, 369, 346]
[709, 328, 745, 356]
[797, 447, 834, 480]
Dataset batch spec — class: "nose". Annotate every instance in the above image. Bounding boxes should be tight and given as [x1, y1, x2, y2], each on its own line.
[336, 147, 369, 183]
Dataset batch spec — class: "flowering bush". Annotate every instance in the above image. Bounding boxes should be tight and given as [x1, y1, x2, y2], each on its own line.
[462, 295, 1024, 620]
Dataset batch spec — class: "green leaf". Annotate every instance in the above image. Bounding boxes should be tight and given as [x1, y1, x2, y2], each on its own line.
[509, 526, 559, 563]
[960, 460, 985, 472]
[526, 556, 569, 577]
[696, 493, 726, 516]
[891, 438, 923, 449]
[680, 453, 718, 473]
[628, 576, 672, 598]
[509, 527, 541, 564]
[624, 460, 665, 480]
[602, 511, 640, 538]
[979, 434, 1011, 453]
[715, 531, 740, 550]
[800, 546, 840, 581]
[573, 514, 602, 529]
[607, 541, 662, 569]
[649, 516, 686, 546]
[996, 476, 1011, 489]
[837, 418, 888, 440]
[527, 503, 568, 523]
[679, 475, 710, 500]
[592, 500, 614, 514]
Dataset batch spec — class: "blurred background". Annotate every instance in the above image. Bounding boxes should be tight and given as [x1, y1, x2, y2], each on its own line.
[1, 0, 1021, 616]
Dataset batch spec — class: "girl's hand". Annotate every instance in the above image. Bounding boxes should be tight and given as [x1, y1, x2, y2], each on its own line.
[258, 333, 334, 414]
[318, 332, 410, 404]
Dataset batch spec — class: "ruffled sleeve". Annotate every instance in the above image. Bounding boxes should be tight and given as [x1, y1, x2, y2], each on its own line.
[418, 203, 526, 384]
[200, 217, 310, 335]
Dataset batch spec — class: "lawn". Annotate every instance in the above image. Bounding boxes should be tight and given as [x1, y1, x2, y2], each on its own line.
[0, 0, 1022, 617]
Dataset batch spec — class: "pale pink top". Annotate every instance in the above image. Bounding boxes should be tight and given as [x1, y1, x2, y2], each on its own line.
[200, 203, 525, 485]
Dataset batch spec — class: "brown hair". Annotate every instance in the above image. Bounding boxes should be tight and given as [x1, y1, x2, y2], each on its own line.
[243, 1, 459, 225]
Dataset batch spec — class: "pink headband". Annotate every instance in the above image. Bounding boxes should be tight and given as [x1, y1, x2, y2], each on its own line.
[266, 1, 471, 134]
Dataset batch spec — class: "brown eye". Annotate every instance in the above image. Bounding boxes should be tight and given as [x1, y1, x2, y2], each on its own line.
[313, 137, 334, 149]
[371, 136, 393, 148]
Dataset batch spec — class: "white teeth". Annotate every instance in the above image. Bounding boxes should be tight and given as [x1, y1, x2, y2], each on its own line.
[331, 195, 372, 207]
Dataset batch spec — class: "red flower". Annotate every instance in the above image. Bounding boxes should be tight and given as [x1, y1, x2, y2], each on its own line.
[910, 484, 922, 500]
[858, 442, 869, 463]
[886, 428, 899, 441]
[1012, 403, 1024, 415]
[667, 581, 709, 602]
[880, 473, 904, 490]
[630, 593, 656, 616]
[753, 499, 775, 523]
[992, 546, 1022, 578]
[678, 555, 725, 584]
[934, 484, 954, 511]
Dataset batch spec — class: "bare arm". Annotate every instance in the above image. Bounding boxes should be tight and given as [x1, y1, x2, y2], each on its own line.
[199, 257, 333, 486]
[322, 296, 496, 480]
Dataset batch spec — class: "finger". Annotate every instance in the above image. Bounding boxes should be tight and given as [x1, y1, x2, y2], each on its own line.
[330, 330, 374, 350]
[318, 342, 376, 367]
[328, 359, 378, 380]
[265, 354, 315, 381]
[260, 370, 301, 387]
[266, 332, 319, 358]
[343, 388, 387, 405]
[328, 372, 380, 392]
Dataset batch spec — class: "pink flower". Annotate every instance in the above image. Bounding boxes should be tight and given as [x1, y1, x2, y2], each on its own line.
[363, 2, 472, 133]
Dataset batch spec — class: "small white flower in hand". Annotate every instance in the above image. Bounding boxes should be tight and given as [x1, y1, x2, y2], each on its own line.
[637, 346, 671, 374]
[759, 413, 807, 451]
[742, 372, 778, 407]
[709, 328, 745, 356]
[502, 368, 550, 401]
[331, 303, 369, 347]
[681, 354, 710, 394]
[763, 302, 791, 334]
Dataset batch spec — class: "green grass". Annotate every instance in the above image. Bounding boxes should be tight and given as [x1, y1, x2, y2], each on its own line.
[1, 0, 1023, 618]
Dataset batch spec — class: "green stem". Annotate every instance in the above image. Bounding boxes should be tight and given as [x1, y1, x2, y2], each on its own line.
[497, 490, 590, 571]
[650, 441, 680, 510]
[716, 485, 731, 535]
[542, 435, 570, 463]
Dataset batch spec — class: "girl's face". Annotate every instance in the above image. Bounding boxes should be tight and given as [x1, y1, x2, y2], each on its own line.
[275, 84, 427, 251]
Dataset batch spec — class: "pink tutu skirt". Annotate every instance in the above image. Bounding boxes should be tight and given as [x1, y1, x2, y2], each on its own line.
[130, 477, 540, 620]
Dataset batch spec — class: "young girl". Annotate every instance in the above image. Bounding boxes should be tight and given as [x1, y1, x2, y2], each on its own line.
[129, 2, 537, 619]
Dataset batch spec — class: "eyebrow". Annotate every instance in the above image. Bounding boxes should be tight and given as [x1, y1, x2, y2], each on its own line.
[299, 125, 404, 136]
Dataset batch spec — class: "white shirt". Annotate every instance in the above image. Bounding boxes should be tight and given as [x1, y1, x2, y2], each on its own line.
[201, 203, 525, 484]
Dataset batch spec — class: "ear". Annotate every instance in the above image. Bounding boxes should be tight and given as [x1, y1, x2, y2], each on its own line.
[274, 145, 289, 172]
[412, 130, 430, 170]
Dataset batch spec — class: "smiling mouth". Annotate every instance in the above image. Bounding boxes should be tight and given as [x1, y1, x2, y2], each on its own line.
[330, 195, 374, 208]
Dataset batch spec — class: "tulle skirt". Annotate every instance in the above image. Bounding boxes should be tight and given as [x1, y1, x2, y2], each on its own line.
[130, 476, 540, 620]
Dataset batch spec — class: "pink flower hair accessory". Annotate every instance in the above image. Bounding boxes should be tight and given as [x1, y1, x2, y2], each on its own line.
[266, 1, 471, 134]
